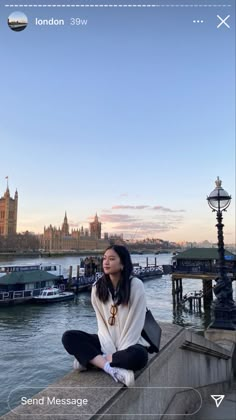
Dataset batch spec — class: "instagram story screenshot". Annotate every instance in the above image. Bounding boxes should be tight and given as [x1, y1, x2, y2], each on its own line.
[0, 1, 235, 420]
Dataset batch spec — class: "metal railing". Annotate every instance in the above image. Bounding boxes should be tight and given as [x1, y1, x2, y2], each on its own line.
[173, 266, 236, 274]
[0, 288, 45, 301]
[0, 290, 32, 301]
[134, 266, 163, 276]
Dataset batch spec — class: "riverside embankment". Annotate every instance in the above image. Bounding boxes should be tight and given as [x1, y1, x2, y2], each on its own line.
[1, 253, 235, 417]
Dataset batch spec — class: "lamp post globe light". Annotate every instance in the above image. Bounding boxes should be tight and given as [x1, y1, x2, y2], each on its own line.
[207, 176, 236, 330]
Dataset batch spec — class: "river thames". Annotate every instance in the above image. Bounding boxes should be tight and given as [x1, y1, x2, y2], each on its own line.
[1, 253, 235, 416]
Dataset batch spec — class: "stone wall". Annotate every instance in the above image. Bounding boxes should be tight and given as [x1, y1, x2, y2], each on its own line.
[1, 323, 234, 420]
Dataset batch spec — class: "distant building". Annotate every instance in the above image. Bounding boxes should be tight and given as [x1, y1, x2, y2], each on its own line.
[90, 213, 101, 239]
[0, 185, 18, 236]
[41, 213, 109, 251]
[109, 234, 125, 245]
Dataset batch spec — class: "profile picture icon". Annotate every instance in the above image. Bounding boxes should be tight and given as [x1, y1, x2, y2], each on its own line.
[8, 11, 28, 32]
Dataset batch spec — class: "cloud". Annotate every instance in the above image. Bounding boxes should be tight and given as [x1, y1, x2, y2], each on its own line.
[98, 206, 186, 239]
[112, 221, 179, 233]
[110, 204, 185, 212]
[112, 205, 149, 210]
[100, 214, 140, 223]
[152, 206, 186, 213]
[117, 193, 128, 198]
[111, 222, 179, 240]
[83, 205, 186, 239]
[153, 214, 184, 222]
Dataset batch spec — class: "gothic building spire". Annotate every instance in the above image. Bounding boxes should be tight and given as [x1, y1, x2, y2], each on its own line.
[0, 182, 18, 236]
[62, 211, 69, 235]
[90, 213, 101, 239]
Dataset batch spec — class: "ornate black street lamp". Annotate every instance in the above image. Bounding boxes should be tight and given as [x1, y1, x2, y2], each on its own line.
[207, 176, 236, 330]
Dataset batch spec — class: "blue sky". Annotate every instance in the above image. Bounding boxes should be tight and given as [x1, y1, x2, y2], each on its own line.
[0, 1, 235, 243]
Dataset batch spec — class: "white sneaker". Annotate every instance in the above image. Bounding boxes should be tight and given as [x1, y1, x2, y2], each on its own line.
[114, 368, 135, 387]
[73, 358, 87, 372]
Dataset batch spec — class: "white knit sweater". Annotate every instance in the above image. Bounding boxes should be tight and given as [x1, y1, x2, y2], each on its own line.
[91, 276, 150, 354]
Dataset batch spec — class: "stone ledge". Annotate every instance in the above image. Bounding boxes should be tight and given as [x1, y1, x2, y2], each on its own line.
[1, 323, 234, 420]
[0, 322, 182, 420]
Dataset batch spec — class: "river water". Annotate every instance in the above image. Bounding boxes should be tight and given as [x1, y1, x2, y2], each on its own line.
[0, 253, 235, 416]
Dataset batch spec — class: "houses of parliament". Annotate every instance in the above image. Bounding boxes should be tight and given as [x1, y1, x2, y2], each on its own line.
[0, 183, 110, 251]
[0, 184, 18, 237]
[41, 212, 110, 251]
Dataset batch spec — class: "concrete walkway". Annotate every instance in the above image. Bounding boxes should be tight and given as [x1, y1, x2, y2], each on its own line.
[193, 381, 236, 420]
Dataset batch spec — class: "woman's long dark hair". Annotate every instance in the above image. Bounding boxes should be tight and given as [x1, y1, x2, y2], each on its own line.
[96, 245, 133, 305]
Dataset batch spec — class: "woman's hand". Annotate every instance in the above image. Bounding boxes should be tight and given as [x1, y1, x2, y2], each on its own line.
[106, 354, 113, 363]
[102, 353, 113, 363]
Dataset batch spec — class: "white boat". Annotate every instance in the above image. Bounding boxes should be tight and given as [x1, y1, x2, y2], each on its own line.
[0, 263, 64, 305]
[33, 287, 74, 303]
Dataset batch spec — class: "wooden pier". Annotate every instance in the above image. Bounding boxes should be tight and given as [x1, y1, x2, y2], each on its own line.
[172, 272, 215, 309]
[171, 247, 236, 311]
[181, 290, 203, 311]
[65, 259, 164, 294]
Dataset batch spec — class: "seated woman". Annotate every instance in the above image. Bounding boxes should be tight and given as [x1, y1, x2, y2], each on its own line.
[62, 245, 149, 387]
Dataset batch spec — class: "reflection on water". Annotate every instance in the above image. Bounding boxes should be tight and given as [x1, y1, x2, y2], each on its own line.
[172, 305, 212, 330]
[0, 253, 235, 415]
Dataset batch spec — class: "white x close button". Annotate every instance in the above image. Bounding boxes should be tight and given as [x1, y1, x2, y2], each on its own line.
[217, 15, 230, 29]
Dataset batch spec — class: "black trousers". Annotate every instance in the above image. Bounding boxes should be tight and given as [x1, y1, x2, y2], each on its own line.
[62, 330, 148, 371]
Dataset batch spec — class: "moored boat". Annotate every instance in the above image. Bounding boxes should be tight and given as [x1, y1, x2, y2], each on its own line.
[133, 265, 163, 279]
[0, 263, 63, 305]
[32, 287, 74, 303]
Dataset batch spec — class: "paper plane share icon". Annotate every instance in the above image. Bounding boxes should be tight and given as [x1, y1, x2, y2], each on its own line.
[211, 395, 225, 408]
